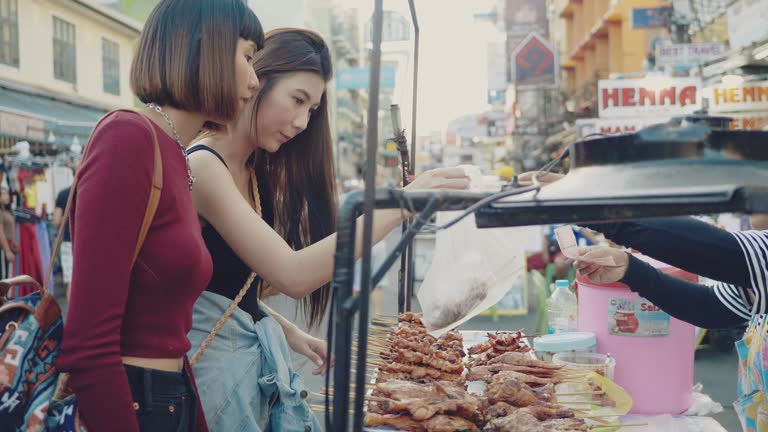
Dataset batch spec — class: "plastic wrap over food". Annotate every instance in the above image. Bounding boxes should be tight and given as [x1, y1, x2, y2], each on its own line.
[418, 209, 526, 337]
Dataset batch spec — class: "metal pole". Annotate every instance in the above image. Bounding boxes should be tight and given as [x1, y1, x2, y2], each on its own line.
[408, 0, 419, 172]
[405, 0, 420, 311]
[352, 0, 383, 429]
[391, 105, 410, 313]
[329, 193, 361, 432]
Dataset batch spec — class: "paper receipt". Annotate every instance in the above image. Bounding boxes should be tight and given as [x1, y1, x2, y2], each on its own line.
[555, 225, 617, 266]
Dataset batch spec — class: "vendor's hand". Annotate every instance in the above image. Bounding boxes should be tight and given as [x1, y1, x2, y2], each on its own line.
[5, 250, 14, 264]
[574, 246, 629, 284]
[285, 327, 334, 376]
[517, 172, 564, 186]
[404, 167, 470, 191]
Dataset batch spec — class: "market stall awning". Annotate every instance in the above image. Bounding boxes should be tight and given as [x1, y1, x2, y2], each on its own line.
[0, 85, 107, 148]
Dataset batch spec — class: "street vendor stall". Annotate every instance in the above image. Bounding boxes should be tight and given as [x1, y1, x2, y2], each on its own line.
[323, 1, 768, 431]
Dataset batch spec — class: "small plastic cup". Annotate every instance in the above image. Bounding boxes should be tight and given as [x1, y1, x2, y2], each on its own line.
[552, 351, 616, 380]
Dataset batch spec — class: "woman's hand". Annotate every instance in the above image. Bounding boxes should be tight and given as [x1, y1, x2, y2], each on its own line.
[284, 326, 334, 376]
[574, 246, 630, 284]
[404, 167, 470, 191]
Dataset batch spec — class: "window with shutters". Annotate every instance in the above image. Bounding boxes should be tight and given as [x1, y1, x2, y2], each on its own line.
[53, 16, 76, 84]
[0, 0, 19, 67]
[102, 38, 120, 95]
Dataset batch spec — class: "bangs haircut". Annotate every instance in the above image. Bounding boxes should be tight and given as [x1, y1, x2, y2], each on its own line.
[130, 0, 264, 122]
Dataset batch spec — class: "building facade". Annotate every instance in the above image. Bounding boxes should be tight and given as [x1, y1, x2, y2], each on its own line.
[0, 0, 141, 152]
[556, 0, 669, 114]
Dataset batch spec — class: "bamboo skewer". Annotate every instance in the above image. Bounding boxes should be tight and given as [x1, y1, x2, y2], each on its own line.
[372, 318, 399, 326]
[615, 422, 649, 428]
[315, 390, 605, 409]
[580, 414, 622, 419]
[370, 330, 392, 336]
[308, 403, 354, 414]
[322, 385, 375, 394]
[556, 400, 606, 406]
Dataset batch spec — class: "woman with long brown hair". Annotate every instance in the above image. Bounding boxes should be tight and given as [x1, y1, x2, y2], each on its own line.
[185, 28, 468, 431]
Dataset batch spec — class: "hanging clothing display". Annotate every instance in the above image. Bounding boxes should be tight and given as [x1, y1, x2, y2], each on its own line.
[0, 249, 11, 280]
[17, 169, 39, 211]
[51, 164, 75, 203]
[0, 156, 76, 297]
[37, 220, 53, 293]
[15, 221, 43, 298]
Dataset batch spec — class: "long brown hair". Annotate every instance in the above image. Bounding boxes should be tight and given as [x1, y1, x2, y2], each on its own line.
[251, 29, 337, 328]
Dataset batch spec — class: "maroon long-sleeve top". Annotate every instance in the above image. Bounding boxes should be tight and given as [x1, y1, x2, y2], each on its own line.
[56, 111, 213, 431]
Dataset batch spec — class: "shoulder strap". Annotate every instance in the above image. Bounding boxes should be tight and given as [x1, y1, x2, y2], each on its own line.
[43, 109, 163, 294]
[187, 145, 228, 169]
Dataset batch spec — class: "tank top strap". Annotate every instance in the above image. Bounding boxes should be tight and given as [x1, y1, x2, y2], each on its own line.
[187, 145, 228, 169]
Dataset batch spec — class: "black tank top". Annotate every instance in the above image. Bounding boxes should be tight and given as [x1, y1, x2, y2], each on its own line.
[187, 145, 265, 322]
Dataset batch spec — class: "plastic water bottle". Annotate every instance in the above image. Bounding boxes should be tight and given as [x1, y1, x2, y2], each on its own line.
[547, 279, 578, 333]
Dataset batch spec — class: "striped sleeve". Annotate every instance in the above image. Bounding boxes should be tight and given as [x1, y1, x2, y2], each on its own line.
[731, 230, 768, 315]
[712, 282, 753, 321]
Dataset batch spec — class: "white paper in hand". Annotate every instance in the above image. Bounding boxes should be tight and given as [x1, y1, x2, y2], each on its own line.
[555, 225, 616, 266]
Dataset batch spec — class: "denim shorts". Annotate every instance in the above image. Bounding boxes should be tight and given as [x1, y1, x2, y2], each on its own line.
[125, 364, 198, 432]
[188, 291, 321, 432]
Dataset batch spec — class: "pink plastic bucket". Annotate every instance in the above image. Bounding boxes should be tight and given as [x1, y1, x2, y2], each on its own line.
[576, 253, 697, 414]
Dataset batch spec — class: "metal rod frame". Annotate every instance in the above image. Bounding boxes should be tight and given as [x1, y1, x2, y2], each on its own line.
[404, 0, 420, 312]
[391, 105, 411, 314]
[349, 0, 383, 429]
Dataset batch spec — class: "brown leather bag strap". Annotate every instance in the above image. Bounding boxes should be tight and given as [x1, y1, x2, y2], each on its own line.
[43, 109, 163, 294]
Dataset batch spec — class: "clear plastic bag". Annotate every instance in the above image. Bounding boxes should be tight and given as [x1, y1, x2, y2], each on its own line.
[417, 210, 526, 336]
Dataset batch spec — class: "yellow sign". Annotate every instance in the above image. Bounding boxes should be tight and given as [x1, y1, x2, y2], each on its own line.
[708, 81, 768, 113]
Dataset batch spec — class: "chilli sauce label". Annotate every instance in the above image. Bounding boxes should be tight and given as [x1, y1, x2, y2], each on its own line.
[608, 298, 670, 337]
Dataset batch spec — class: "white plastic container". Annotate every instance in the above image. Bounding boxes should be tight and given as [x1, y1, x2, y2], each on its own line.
[533, 332, 597, 362]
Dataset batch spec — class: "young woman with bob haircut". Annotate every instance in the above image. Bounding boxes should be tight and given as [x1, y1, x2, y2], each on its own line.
[56, 1, 263, 431]
[186, 28, 469, 431]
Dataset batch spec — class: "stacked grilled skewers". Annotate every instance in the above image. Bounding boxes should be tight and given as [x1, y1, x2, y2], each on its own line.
[313, 312, 638, 431]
